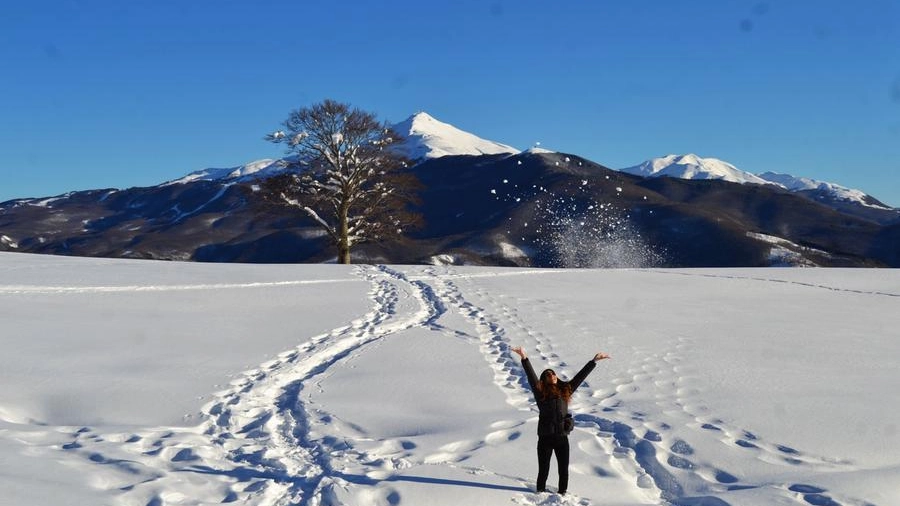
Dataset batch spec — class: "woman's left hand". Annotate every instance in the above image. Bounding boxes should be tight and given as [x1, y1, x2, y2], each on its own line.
[593, 352, 611, 361]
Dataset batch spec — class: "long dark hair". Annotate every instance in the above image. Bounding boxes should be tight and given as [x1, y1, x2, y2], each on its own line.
[535, 369, 572, 403]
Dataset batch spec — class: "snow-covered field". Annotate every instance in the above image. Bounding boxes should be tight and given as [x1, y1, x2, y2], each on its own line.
[1, 252, 897, 506]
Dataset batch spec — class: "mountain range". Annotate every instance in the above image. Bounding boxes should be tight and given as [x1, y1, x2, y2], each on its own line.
[620, 153, 896, 223]
[1, 112, 897, 267]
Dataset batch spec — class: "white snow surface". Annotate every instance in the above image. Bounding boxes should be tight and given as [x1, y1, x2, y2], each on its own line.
[1, 252, 898, 506]
[757, 171, 891, 209]
[165, 158, 286, 185]
[620, 154, 776, 186]
[621, 155, 891, 209]
[391, 112, 519, 160]
[165, 112, 518, 186]
[0, 235, 17, 248]
[746, 232, 829, 267]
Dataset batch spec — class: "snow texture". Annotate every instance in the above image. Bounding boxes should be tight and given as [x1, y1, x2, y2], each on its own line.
[0, 235, 17, 248]
[621, 154, 890, 209]
[757, 171, 892, 209]
[1, 252, 898, 506]
[164, 112, 518, 187]
[620, 154, 776, 186]
[391, 112, 520, 160]
[165, 158, 286, 185]
[154, 120, 889, 216]
[746, 232, 831, 267]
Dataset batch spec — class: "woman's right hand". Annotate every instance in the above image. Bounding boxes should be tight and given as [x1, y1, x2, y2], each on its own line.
[511, 346, 526, 359]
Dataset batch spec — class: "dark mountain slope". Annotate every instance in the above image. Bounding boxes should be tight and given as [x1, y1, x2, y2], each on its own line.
[0, 152, 895, 267]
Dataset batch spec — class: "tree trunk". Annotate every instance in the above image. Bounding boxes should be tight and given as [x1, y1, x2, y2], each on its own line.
[338, 202, 351, 264]
[338, 244, 351, 264]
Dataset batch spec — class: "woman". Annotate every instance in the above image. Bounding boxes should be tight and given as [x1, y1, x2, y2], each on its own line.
[512, 346, 611, 495]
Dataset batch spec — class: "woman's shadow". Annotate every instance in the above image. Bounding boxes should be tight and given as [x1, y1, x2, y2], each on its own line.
[339, 472, 532, 493]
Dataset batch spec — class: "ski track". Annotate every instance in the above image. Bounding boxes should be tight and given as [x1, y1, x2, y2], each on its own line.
[1, 266, 881, 506]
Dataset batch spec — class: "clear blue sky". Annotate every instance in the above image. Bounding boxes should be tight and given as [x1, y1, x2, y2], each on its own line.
[2, 1, 899, 206]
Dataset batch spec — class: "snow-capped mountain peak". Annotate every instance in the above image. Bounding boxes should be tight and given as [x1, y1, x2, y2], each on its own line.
[758, 171, 892, 209]
[168, 112, 519, 186]
[166, 159, 286, 186]
[390, 112, 519, 160]
[621, 154, 776, 186]
[621, 154, 895, 211]
[758, 171, 845, 193]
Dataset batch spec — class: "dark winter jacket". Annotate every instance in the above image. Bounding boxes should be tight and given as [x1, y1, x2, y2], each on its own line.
[522, 357, 596, 436]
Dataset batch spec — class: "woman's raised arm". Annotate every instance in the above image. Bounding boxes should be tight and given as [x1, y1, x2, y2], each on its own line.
[512, 346, 527, 359]
[512, 346, 539, 392]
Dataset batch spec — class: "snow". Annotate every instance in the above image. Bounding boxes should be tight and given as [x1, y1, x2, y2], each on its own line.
[620, 154, 776, 186]
[620, 155, 893, 210]
[24, 194, 72, 208]
[166, 112, 517, 186]
[1, 252, 898, 506]
[165, 159, 286, 185]
[758, 171, 831, 192]
[746, 232, 831, 267]
[497, 240, 529, 260]
[758, 171, 892, 209]
[391, 112, 519, 160]
[429, 254, 461, 266]
[0, 235, 17, 248]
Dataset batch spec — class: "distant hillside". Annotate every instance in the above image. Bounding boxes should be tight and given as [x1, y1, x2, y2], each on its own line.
[1, 114, 896, 267]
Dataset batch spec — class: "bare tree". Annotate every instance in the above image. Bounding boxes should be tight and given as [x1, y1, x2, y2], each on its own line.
[260, 99, 423, 264]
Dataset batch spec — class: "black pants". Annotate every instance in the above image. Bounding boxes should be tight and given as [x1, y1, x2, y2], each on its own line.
[536, 434, 570, 493]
